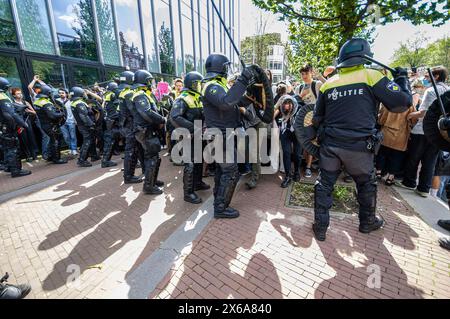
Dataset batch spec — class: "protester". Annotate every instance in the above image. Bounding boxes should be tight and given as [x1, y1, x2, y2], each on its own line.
[57, 89, 78, 156]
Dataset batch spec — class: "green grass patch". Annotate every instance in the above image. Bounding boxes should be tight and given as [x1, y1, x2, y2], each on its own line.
[289, 182, 358, 214]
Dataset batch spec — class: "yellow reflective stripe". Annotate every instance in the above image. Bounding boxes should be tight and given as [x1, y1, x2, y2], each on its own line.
[132, 90, 156, 105]
[320, 67, 385, 93]
[104, 91, 114, 102]
[0, 92, 12, 102]
[71, 100, 85, 108]
[34, 97, 51, 108]
[202, 77, 228, 95]
[119, 88, 132, 99]
[180, 92, 202, 109]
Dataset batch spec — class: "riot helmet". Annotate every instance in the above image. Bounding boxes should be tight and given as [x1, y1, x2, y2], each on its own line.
[337, 38, 373, 69]
[205, 53, 231, 79]
[107, 82, 119, 91]
[134, 70, 154, 88]
[0, 77, 10, 92]
[69, 86, 86, 100]
[40, 85, 53, 98]
[184, 71, 204, 93]
[119, 71, 135, 85]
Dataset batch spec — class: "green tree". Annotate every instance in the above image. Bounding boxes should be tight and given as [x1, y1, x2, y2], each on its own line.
[390, 32, 430, 69]
[241, 33, 282, 67]
[0, 1, 18, 49]
[158, 22, 175, 75]
[427, 36, 450, 71]
[71, 0, 98, 61]
[252, 0, 449, 72]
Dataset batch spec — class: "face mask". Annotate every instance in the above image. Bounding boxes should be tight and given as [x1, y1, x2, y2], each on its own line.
[422, 79, 431, 87]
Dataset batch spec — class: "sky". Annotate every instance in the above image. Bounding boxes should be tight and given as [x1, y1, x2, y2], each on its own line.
[239, 0, 450, 65]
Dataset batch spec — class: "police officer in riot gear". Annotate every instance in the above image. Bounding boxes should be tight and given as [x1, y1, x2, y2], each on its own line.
[170, 71, 210, 204]
[308, 38, 412, 241]
[0, 77, 31, 178]
[102, 82, 120, 168]
[202, 53, 259, 219]
[0, 272, 31, 299]
[70, 87, 95, 167]
[132, 70, 166, 195]
[33, 85, 67, 165]
[119, 71, 144, 184]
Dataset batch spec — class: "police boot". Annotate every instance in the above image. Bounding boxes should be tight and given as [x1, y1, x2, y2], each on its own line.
[154, 157, 164, 187]
[11, 150, 31, 178]
[193, 164, 210, 191]
[77, 160, 92, 168]
[438, 220, 450, 232]
[281, 175, 292, 188]
[214, 178, 240, 219]
[11, 169, 32, 178]
[143, 159, 163, 195]
[312, 223, 328, 242]
[124, 153, 142, 184]
[184, 164, 202, 204]
[439, 238, 450, 251]
[102, 160, 118, 168]
[0, 283, 32, 299]
[52, 144, 67, 165]
[246, 178, 257, 190]
[359, 215, 384, 234]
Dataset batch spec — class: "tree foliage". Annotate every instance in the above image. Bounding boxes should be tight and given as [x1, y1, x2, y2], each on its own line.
[241, 33, 282, 67]
[252, 0, 449, 73]
[391, 35, 450, 71]
[158, 22, 175, 75]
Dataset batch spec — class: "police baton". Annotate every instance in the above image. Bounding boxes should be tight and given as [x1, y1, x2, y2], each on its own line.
[211, 0, 246, 69]
[427, 68, 447, 118]
[362, 55, 397, 74]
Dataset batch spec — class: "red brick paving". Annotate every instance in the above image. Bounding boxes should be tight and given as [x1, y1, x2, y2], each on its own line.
[152, 175, 450, 299]
[0, 151, 212, 298]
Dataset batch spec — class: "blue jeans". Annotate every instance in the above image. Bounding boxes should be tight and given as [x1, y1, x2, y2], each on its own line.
[35, 119, 50, 158]
[61, 123, 78, 151]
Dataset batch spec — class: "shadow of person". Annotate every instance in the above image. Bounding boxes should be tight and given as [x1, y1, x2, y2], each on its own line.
[152, 175, 284, 299]
[41, 189, 151, 292]
[38, 168, 132, 251]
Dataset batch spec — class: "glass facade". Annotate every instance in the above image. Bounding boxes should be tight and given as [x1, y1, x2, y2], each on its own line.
[15, 0, 55, 55]
[51, 0, 98, 61]
[0, 1, 18, 49]
[0, 55, 21, 87]
[95, 0, 121, 66]
[0, 0, 239, 88]
[31, 60, 69, 89]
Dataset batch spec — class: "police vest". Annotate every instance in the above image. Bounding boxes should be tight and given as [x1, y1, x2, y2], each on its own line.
[71, 99, 86, 109]
[0, 92, 12, 103]
[202, 77, 229, 95]
[34, 97, 51, 108]
[119, 87, 133, 100]
[178, 91, 202, 109]
[132, 89, 157, 108]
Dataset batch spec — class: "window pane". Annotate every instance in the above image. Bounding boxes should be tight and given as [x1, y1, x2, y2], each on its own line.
[154, 0, 175, 75]
[181, 1, 194, 72]
[115, 0, 145, 70]
[106, 69, 121, 82]
[16, 0, 55, 55]
[73, 65, 100, 87]
[32, 60, 69, 90]
[141, 0, 158, 72]
[95, 0, 121, 66]
[0, 55, 21, 88]
[199, 0, 209, 74]
[172, 0, 183, 76]
[0, 1, 18, 49]
[51, 0, 98, 61]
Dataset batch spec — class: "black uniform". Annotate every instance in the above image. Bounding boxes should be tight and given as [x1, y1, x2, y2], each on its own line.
[102, 90, 121, 167]
[170, 89, 209, 204]
[0, 91, 31, 177]
[132, 87, 166, 194]
[71, 97, 95, 167]
[203, 74, 253, 218]
[119, 86, 144, 183]
[311, 65, 412, 239]
[33, 95, 67, 164]
[86, 99, 102, 161]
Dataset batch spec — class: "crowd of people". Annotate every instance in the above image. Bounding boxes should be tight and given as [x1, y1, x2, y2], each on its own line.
[0, 42, 449, 245]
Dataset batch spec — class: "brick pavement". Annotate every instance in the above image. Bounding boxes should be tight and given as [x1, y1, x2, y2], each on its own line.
[152, 175, 450, 299]
[0, 152, 212, 299]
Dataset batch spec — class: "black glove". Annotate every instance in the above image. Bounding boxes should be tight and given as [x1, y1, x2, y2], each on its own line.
[392, 67, 408, 80]
[239, 66, 258, 86]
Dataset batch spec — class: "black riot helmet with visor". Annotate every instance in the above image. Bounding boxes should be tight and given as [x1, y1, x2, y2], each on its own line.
[133, 70, 154, 88]
[184, 71, 204, 94]
[205, 53, 234, 80]
[0, 77, 11, 92]
[337, 38, 374, 69]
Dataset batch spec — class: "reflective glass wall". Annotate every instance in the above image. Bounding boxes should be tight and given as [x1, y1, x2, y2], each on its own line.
[0, 1, 18, 49]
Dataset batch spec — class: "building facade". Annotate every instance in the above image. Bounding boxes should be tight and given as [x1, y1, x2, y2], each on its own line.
[0, 0, 240, 91]
[267, 44, 285, 84]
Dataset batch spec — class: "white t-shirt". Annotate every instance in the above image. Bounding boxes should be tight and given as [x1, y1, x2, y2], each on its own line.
[411, 82, 449, 135]
[299, 81, 323, 105]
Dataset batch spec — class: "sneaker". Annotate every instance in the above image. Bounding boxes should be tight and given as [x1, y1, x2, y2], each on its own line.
[395, 181, 416, 190]
[72, 150, 78, 156]
[343, 175, 353, 183]
[281, 176, 292, 188]
[437, 220, 450, 232]
[305, 168, 312, 178]
[414, 189, 429, 198]
[439, 237, 450, 251]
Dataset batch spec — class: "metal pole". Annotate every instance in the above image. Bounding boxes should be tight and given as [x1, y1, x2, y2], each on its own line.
[428, 68, 447, 116]
[211, 0, 245, 69]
